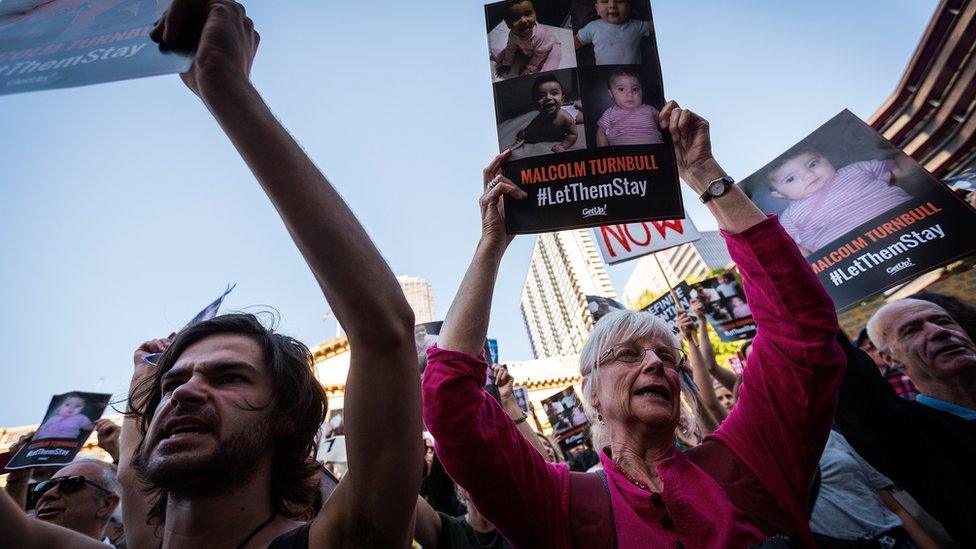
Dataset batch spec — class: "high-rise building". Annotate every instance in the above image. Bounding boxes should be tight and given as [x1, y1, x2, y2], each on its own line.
[397, 276, 436, 325]
[622, 231, 733, 307]
[521, 230, 616, 359]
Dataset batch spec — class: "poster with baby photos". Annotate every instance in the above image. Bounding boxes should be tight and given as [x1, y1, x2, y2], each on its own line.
[541, 387, 590, 453]
[739, 110, 976, 311]
[5, 391, 111, 470]
[688, 271, 756, 343]
[485, 0, 681, 233]
[0, 0, 192, 95]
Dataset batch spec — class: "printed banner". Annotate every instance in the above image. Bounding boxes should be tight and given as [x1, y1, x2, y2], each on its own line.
[485, 0, 682, 233]
[414, 321, 443, 372]
[740, 110, 976, 311]
[541, 386, 589, 453]
[0, 0, 192, 95]
[687, 272, 756, 342]
[640, 281, 691, 335]
[486, 338, 500, 365]
[318, 435, 346, 464]
[144, 283, 236, 365]
[586, 294, 626, 323]
[513, 386, 531, 414]
[5, 391, 111, 470]
[594, 215, 700, 265]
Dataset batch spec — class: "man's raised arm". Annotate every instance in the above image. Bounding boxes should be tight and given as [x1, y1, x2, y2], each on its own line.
[151, 1, 421, 545]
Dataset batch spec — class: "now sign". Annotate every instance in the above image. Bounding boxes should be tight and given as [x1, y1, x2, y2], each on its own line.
[593, 217, 701, 265]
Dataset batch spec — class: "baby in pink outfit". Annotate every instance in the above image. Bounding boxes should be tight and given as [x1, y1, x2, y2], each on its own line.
[596, 68, 664, 147]
[495, 0, 557, 77]
[35, 394, 94, 440]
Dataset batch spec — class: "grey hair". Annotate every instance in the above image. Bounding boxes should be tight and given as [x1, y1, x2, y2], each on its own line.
[578, 309, 700, 450]
[68, 458, 120, 495]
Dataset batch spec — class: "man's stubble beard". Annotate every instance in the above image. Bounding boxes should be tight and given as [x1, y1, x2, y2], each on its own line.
[136, 415, 274, 500]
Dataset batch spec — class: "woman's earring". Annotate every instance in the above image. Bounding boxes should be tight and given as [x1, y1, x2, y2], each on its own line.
[597, 413, 605, 425]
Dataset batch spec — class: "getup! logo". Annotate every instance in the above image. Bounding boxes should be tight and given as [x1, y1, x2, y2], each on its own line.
[582, 204, 608, 218]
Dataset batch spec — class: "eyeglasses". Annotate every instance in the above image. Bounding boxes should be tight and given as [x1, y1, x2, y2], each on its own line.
[33, 475, 112, 498]
[598, 344, 687, 371]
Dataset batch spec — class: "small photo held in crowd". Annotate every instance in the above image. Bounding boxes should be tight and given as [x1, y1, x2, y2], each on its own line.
[740, 110, 976, 311]
[493, 68, 586, 160]
[486, 0, 578, 82]
[5, 391, 111, 471]
[571, 0, 656, 67]
[688, 271, 757, 342]
[579, 63, 665, 150]
[414, 321, 443, 373]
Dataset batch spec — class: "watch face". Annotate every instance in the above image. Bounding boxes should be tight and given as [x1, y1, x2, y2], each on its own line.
[708, 180, 725, 196]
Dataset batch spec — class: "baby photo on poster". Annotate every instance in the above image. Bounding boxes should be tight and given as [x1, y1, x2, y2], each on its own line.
[739, 110, 976, 311]
[494, 68, 586, 160]
[5, 391, 111, 470]
[486, 0, 578, 82]
[484, 0, 681, 234]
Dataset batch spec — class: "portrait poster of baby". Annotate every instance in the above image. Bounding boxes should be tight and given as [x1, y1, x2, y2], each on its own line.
[484, 0, 682, 234]
[740, 110, 976, 311]
[4, 391, 111, 470]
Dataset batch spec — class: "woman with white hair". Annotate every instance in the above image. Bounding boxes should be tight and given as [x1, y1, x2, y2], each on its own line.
[422, 103, 844, 548]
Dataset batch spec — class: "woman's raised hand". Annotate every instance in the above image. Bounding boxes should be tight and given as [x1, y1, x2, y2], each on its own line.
[659, 101, 721, 190]
[481, 149, 527, 251]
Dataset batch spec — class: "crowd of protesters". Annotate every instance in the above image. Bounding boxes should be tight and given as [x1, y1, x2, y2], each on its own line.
[2, 1, 975, 548]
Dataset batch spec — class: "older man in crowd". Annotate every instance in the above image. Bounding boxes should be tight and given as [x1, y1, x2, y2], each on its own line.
[835, 297, 976, 547]
[33, 459, 120, 541]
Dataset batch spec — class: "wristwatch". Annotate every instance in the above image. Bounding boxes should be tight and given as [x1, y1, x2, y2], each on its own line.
[699, 175, 735, 203]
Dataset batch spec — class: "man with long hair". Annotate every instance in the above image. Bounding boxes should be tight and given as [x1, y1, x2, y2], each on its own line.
[0, 1, 421, 547]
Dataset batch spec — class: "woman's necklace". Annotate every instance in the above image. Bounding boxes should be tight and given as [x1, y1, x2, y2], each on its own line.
[614, 459, 652, 492]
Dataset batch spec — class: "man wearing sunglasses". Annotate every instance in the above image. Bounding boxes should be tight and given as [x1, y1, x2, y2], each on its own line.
[33, 459, 120, 542]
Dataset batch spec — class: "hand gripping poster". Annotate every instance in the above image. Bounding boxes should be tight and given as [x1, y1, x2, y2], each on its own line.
[5, 391, 112, 470]
[739, 111, 976, 311]
[485, 0, 682, 233]
[0, 0, 191, 95]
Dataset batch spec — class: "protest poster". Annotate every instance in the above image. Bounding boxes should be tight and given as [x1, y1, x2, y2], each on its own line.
[0, 0, 192, 95]
[740, 110, 976, 311]
[144, 283, 236, 365]
[484, 0, 682, 234]
[541, 386, 589, 453]
[687, 271, 756, 342]
[586, 295, 626, 323]
[943, 168, 976, 208]
[5, 391, 111, 470]
[513, 386, 531, 414]
[414, 321, 442, 372]
[594, 215, 700, 265]
[639, 281, 691, 332]
[486, 338, 500, 365]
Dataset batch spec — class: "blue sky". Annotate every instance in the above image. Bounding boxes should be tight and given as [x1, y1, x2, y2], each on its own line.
[0, 0, 936, 426]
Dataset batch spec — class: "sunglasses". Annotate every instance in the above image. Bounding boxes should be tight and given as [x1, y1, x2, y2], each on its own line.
[33, 475, 112, 498]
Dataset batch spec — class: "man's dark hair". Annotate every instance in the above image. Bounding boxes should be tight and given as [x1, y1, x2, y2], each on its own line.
[909, 291, 976, 343]
[127, 313, 327, 526]
[532, 73, 562, 99]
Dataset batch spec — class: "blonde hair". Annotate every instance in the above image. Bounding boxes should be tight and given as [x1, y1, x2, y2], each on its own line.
[579, 310, 699, 450]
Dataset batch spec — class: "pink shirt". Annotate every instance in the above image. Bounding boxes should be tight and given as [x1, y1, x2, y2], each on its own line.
[35, 413, 92, 440]
[498, 25, 557, 72]
[597, 104, 664, 146]
[422, 216, 844, 548]
[779, 159, 912, 253]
